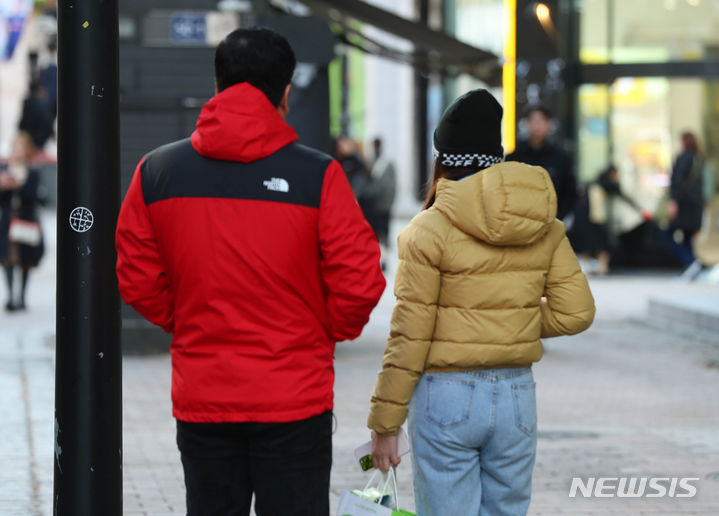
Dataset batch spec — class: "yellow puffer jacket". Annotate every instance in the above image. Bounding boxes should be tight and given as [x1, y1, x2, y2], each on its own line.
[368, 161, 595, 435]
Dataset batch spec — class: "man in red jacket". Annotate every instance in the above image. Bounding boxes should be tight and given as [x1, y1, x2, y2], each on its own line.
[116, 28, 385, 515]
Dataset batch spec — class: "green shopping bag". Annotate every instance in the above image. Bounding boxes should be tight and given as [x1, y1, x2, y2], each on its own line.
[336, 468, 415, 516]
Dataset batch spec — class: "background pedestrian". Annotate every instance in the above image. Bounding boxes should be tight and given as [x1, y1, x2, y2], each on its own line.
[0, 132, 45, 311]
[666, 131, 706, 278]
[569, 164, 642, 276]
[506, 105, 577, 221]
[360, 137, 397, 269]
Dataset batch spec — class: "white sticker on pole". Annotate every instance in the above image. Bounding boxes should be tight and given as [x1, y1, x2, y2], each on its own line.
[69, 207, 94, 233]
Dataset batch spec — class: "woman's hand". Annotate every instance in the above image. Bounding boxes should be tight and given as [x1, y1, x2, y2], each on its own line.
[371, 430, 401, 472]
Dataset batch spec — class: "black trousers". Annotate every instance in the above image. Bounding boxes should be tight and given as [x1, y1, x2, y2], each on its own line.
[176, 411, 332, 516]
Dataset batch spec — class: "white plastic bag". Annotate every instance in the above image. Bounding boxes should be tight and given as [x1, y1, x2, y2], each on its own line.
[337, 468, 414, 516]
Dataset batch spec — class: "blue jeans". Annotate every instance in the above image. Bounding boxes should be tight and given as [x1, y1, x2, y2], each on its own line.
[408, 367, 537, 516]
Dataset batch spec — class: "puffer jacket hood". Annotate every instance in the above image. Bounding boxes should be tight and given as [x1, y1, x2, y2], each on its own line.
[191, 82, 298, 162]
[433, 161, 557, 246]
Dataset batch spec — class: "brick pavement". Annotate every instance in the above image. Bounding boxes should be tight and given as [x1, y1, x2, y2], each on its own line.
[1, 212, 719, 515]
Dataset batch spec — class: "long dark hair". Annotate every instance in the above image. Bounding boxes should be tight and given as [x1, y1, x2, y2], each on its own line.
[597, 164, 620, 195]
[423, 160, 481, 210]
[681, 131, 699, 153]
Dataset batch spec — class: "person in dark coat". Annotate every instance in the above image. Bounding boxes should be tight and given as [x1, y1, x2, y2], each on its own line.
[1, 133, 45, 311]
[334, 136, 381, 233]
[358, 137, 397, 270]
[18, 81, 54, 151]
[334, 136, 370, 197]
[569, 165, 640, 275]
[361, 138, 396, 244]
[0, 180, 13, 271]
[506, 105, 577, 220]
[39, 41, 58, 120]
[666, 131, 705, 271]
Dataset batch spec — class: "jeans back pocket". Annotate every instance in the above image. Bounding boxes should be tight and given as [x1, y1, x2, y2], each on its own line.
[426, 375, 475, 427]
[511, 381, 537, 437]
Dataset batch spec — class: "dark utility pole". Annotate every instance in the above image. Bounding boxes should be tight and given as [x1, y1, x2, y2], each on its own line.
[54, 0, 122, 514]
[415, 0, 430, 200]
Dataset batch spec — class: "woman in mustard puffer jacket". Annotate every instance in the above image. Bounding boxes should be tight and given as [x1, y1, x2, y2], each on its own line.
[368, 90, 595, 516]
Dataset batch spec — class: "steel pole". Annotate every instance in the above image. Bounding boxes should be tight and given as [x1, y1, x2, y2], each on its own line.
[415, 0, 430, 200]
[54, 0, 122, 514]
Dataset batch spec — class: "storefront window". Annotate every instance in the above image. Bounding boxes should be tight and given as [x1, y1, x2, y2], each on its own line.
[579, 0, 609, 63]
[610, 78, 673, 218]
[578, 77, 714, 232]
[580, 0, 719, 64]
[576, 1, 719, 251]
[444, 0, 505, 95]
[444, 0, 509, 145]
[577, 84, 610, 183]
[451, 0, 505, 55]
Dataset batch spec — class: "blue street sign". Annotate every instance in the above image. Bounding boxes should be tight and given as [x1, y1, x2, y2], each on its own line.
[170, 13, 207, 45]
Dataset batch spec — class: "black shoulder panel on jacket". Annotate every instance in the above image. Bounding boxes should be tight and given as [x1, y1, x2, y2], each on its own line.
[140, 139, 332, 208]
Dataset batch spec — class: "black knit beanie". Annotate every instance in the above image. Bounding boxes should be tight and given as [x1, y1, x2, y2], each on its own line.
[433, 88, 504, 168]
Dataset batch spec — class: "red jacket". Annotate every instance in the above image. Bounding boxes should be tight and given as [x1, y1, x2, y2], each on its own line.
[116, 83, 385, 423]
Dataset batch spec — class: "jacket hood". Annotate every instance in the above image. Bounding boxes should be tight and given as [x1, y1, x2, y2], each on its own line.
[191, 82, 298, 162]
[433, 161, 557, 246]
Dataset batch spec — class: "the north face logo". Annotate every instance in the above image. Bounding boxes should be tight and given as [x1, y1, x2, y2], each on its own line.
[263, 178, 289, 193]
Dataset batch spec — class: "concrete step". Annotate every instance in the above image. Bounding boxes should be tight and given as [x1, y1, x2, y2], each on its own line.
[646, 291, 719, 342]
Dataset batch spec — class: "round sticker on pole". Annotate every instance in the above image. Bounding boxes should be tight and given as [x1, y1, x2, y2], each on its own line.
[69, 207, 94, 233]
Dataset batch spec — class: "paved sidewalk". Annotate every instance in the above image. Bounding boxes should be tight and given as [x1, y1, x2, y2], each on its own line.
[1, 211, 719, 515]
